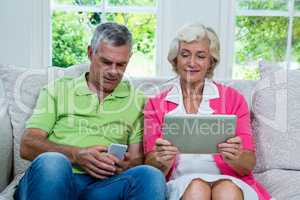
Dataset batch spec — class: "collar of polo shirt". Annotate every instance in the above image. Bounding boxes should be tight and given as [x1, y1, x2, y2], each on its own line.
[74, 72, 130, 98]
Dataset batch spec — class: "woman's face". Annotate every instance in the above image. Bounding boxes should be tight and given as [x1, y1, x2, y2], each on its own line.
[176, 39, 212, 84]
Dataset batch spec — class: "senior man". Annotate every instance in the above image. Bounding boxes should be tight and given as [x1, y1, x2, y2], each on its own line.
[14, 22, 166, 200]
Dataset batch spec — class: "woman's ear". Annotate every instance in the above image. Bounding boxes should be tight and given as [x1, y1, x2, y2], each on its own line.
[173, 58, 177, 66]
[210, 56, 216, 67]
[172, 58, 178, 72]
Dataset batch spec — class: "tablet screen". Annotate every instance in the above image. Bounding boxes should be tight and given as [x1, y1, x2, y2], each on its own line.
[162, 114, 236, 154]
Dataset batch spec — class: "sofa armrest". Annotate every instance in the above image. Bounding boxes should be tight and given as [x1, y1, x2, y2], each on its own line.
[0, 81, 13, 192]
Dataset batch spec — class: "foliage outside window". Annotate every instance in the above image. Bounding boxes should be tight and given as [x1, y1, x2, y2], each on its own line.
[234, 0, 300, 80]
[51, 0, 157, 77]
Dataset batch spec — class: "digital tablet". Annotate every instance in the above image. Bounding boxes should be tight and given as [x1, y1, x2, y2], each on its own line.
[162, 114, 236, 154]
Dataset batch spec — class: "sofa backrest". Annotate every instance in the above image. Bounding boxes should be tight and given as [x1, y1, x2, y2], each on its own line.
[0, 64, 257, 176]
[0, 64, 90, 175]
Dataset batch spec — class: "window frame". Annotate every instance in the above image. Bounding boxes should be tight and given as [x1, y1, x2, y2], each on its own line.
[234, 0, 300, 71]
[49, 0, 159, 76]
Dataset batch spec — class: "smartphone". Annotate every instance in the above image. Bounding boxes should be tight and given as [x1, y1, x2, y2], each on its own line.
[108, 144, 128, 160]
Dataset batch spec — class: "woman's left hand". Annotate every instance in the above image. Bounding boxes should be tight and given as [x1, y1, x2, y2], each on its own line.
[218, 136, 256, 176]
[218, 136, 242, 162]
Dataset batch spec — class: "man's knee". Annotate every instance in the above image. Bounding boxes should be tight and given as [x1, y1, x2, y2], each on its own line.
[15, 152, 74, 199]
[131, 165, 165, 182]
[130, 165, 166, 191]
[126, 165, 166, 199]
[31, 152, 72, 176]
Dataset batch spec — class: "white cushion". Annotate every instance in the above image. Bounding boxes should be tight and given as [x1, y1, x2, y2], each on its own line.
[253, 61, 300, 172]
[0, 174, 23, 200]
[255, 169, 300, 200]
[0, 64, 89, 175]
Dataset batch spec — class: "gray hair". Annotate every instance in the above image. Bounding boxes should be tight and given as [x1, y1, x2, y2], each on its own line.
[90, 22, 133, 54]
[167, 22, 220, 79]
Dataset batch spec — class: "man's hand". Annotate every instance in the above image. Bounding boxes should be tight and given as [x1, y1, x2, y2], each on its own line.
[115, 153, 131, 174]
[74, 145, 117, 179]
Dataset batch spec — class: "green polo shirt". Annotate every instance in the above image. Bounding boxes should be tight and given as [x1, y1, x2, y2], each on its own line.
[26, 73, 145, 173]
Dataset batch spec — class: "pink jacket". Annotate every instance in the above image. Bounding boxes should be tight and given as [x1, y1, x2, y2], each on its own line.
[143, 82, 271, 200]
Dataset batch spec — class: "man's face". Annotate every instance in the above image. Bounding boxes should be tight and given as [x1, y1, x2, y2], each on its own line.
[88, 42, 131, 93]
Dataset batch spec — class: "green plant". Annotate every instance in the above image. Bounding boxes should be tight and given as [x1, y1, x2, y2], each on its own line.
[52, 0, 156, 68]
[52, 11, 90, 67]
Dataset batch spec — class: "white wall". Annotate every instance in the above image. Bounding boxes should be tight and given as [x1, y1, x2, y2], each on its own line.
[157, 0, 235, 79]
[0, 0, 234, 78]
[0, 0, 51, 68]
[0, 1, 32, 67]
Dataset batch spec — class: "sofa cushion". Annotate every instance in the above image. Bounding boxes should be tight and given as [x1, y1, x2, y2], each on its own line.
[0, 174, 23, 200]
[255, 169, 300, 200]
[0, 72, 13, 192]
[0, 64, 89, 175]
[0, 62, 259, 177]
[0, 63, 262, 198]
[253, 61, 300, 172]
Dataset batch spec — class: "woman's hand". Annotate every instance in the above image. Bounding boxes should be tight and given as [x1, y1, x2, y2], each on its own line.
[218, 136, 256, 176]
[145, 138, 179, 175]
[218, 136, 242, 161]
[155, 138, 179, 174]
[155, 138, 179, 169]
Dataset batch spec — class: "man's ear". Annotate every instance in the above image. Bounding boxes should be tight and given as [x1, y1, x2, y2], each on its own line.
[87, 46, 93, 61]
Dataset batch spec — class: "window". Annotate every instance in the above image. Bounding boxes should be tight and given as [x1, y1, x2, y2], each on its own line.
[234, 0, 300, 80]
[51, 0, 157, 77]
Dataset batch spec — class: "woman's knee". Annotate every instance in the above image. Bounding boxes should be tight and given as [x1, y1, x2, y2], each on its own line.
[212, 179, 243, 200]
[182, 178, 211, 200]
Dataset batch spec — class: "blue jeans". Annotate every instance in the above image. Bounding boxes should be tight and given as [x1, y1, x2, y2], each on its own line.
[14, 152, 167, 200]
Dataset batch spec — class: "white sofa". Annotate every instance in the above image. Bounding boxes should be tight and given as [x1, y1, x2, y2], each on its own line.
[0, 62, 299, 200]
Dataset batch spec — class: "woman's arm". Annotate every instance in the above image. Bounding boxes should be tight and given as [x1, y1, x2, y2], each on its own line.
[218, 88, 256, 176]
[143, 98, 178, 176]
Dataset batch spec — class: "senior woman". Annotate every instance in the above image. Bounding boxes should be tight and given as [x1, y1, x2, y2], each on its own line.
[143, 22, 271, 200]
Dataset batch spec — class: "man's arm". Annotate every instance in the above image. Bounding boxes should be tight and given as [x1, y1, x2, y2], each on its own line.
[20, 128, 80, 163]
[127, 142, 144, 166]
[115, 143, 144, 173]
[21, 128, 118, 179]
[115, 96, 145, 171]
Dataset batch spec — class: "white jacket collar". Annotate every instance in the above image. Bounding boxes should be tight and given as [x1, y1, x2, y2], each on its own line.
[165, 77, 219, 104]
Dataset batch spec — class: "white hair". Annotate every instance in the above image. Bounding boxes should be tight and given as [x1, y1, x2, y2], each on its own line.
[167, 22, 220, 79]
[90, 22, 132, 54]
